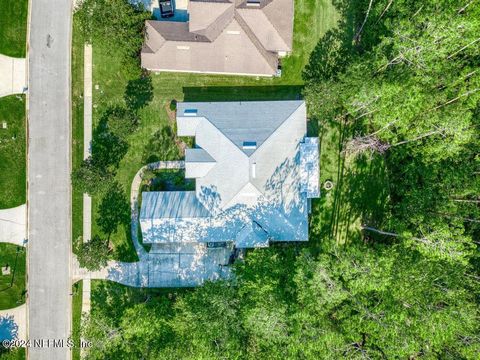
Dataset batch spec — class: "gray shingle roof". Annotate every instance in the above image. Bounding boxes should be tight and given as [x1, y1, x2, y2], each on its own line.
[185, 148, 216, 162]
[177, 100, 303, 155]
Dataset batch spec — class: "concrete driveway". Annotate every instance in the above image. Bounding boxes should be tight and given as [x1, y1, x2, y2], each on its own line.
[0, 205, 26, 247]
[0, 54, 26, 97]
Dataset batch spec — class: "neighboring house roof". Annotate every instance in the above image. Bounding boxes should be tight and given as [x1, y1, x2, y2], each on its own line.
[141, 0, 294, 76]
[140, 101, 320, 247]
[188, 1, 235, 41]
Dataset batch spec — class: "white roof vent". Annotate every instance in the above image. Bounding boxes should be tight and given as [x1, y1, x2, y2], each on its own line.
[242, 141, 257, 150]
[246, 0, 261, 7]
[183, 109, 198, 116]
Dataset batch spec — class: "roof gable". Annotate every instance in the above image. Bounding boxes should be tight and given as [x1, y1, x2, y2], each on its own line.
[263, 0, 293, 49]
[178, 101, 304, 156]
[235, 221, 269, 248]
[189, 1, 235, 41]
[236, 8, 290, 52]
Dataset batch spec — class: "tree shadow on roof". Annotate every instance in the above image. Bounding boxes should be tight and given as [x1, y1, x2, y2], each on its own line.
[182, 85, 304, 102]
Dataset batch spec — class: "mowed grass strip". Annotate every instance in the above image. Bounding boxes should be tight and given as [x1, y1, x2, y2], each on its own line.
[71, 17, 85, 252]
[0, 243, 26, 310]
[0, 95, 26, 209]
[71, 280, 83, 360]
[0, 0, 28, 57]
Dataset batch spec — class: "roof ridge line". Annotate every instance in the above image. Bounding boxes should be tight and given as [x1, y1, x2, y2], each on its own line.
[199, 2, 235, 42]
[237, 5, 289, 51]
[200, 113, 249, 160]
[233, 11, 278, 72]
[249, 101, 304, 156]
[261, 0, 291, 49]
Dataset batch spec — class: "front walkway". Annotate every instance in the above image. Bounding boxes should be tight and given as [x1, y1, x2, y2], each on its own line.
[0, 205, 26, 246]
[83, 44, 93, 243]
[0, 54, 26, 97]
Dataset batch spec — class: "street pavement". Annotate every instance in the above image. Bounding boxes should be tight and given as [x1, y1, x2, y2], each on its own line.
[28, 0, 73, 359]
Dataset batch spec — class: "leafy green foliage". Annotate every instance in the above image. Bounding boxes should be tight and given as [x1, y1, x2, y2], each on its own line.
[96, 181, 130, 237]
[75, 235, 110, 271]
[71, 157, 113, 196]
[105, 106, 138, 139]
[75, 0, 150, 63]
[124, 72, 154, 113]
[304, 0, 480, 264]
[83, 243, 480, 359]
[142, 126, 182, 164]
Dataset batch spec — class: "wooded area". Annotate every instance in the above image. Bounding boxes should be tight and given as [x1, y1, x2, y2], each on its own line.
[80, 1, 479, 358]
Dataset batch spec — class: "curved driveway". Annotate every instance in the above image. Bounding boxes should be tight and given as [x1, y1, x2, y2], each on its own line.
[28, 0, 73, 359]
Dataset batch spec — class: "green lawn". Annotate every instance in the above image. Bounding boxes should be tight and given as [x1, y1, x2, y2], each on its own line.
[0, 0, 28, 57]
[0, 244, 26, 310]
[72, 0, 339, 261]
[0, 348, 26, 360]
[71, 281, 83, 360]
[308, 118, 390, 249]
[0, 95, 26, 209]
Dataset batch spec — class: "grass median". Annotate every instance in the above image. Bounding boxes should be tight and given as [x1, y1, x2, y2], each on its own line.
[0, 95, 26, 209]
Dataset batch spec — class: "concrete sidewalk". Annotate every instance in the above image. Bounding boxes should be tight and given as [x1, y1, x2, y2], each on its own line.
[83, 44, 93, 243]
[0, 205, 26, 246]
[81, 45, 93, 358]
[0, 54, 26, 97]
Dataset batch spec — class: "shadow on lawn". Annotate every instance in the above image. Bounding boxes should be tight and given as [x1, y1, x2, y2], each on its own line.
[183, 85, 304, 102]
[309, 118, 390, 252]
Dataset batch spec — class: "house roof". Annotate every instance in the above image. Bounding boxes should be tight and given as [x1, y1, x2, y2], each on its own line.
[141, 191, 211, 219]
[177, 100, 306, 209]
[236, 221, 269, 248]
[140, 100, 320, 247]
[141, 0, 294, 76]
[189, 1, 235, 41]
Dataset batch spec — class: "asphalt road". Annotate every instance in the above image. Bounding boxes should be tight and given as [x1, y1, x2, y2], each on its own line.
[28, 0, 73, 359]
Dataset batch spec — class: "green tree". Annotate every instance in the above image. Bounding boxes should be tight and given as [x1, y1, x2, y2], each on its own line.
[124, 72, 153, 113]
[142, 126, 182, 164]
[76, 0, 150, 62]
[96, 181, 130, 237]
[105, 106, 138, 140]
[71, 157, 112, 195]
[76, 235, 110, 271]
[92, 129, 129, 170]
